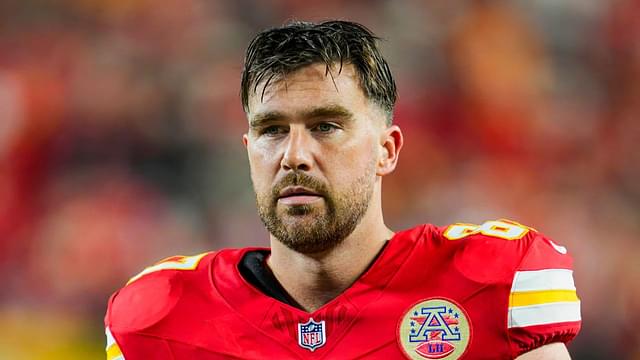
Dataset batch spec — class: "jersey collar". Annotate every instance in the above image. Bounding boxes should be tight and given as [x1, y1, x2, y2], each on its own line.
[210, 225, 426, 355]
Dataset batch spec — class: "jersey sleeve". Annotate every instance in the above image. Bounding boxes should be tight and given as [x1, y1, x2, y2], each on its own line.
[104, 279, 178, 360]
[105, 325, 175, 360]
[104, 252, 212, 359]
[507, 233, 581, 357]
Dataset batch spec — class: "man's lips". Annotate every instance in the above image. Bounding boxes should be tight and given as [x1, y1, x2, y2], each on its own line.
[277, 186, 323, 205]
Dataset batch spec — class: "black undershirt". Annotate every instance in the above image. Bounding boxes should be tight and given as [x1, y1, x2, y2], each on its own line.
[238, 250, 295, 306]
[237, 242, 389, 308]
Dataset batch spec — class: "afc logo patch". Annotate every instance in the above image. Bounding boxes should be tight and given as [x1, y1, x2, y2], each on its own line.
[398, 298, 472, 359]
[298, 318, 326, 351]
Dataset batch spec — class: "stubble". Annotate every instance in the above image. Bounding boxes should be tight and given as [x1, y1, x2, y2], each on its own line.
[256, 168, 375, 254]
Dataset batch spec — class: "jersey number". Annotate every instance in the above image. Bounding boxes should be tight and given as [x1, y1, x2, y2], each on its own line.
[127, 252, 208, 285]
[443, 219, 531, 241]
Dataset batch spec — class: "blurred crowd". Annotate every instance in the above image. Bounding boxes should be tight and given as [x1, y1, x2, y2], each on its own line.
[0, 0, 638, 358]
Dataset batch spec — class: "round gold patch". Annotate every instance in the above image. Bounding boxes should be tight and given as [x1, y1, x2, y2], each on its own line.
[397, 298, 471, 359]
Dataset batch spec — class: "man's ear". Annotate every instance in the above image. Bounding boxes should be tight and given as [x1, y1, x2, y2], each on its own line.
[377, 125, 403, 176]
[242, 134, 249, 147]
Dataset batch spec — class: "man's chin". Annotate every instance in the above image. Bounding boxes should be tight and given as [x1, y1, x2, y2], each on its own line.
[276, 231, 339, 255]
[277, 202, 325, 217]
[278, 212, 325, 228]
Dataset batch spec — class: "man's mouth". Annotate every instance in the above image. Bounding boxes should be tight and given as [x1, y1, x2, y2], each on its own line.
[277, 186, 323, 205]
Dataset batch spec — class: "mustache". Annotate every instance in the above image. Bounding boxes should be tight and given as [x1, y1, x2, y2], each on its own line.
[271, 172, 329, 199]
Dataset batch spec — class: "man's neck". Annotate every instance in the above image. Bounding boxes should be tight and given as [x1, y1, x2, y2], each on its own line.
[266, 212, 394, 313]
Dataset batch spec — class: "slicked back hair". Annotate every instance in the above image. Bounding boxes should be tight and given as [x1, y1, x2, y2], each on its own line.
[241, 20, 397, 124]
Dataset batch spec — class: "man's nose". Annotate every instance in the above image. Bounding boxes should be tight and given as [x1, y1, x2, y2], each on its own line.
[281, 127, 313, 171]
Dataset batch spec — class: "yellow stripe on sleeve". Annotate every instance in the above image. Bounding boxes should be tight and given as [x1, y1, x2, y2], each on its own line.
[106, 342, 124, 360]
[509, 289, 579, 308]
[105, 327, 125, 360]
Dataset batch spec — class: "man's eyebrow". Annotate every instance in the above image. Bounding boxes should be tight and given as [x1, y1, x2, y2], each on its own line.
[249, 105, 354, 128]
[303, 104, 354, 121]
[249, 111, 287, 128]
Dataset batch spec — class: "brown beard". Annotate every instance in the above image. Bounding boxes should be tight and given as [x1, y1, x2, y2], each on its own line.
[256, 168, 374, 254]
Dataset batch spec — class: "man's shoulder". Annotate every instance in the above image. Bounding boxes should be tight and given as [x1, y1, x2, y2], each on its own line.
[105, 249, 244, 332]
[419, 219, 580, 356]
[421, 219, 574, 283]
[105, 251, 215, 332]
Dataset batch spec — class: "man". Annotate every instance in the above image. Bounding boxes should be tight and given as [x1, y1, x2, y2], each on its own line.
[105, 20, 581, 359]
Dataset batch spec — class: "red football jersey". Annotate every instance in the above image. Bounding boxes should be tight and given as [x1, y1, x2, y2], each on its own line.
[105, 219, 581, 359]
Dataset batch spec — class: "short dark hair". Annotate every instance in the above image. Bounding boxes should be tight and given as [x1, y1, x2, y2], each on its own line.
[241, 20, 397, 123]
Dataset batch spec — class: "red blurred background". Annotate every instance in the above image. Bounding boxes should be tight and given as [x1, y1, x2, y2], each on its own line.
[0, 0, 638, 358]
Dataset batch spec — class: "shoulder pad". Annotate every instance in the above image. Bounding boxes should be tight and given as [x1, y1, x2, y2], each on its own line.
[106, 252, 212, 332]
[441, 219, 540, 283]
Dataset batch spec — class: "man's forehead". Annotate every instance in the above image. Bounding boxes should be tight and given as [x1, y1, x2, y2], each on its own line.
[247, 63, 364, 113]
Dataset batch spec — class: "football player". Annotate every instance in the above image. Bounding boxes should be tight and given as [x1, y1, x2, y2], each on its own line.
[105, 20, 580, 359]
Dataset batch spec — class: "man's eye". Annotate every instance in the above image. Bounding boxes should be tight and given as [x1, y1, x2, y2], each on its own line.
[315, 123, 337, 133]
[262, 126, 285, 136]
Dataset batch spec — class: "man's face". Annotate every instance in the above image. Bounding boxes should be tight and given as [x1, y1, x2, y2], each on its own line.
[243, 63, 389, 254]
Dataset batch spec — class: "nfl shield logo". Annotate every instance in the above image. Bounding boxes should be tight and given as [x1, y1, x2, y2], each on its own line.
[297, 318, 326, 351]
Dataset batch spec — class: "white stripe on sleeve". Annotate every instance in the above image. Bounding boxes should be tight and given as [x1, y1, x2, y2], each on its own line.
[508, 301, 581, 328]
[511, 269, 575, 292]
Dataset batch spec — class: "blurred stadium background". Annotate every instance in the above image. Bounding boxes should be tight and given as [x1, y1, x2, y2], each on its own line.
[0, 0, 638, 359]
